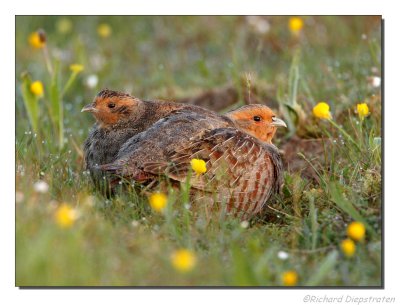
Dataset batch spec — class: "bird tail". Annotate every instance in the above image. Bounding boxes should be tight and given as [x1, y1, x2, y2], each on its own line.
[97, 162, 122, 174]
[98, 161, 152, 183]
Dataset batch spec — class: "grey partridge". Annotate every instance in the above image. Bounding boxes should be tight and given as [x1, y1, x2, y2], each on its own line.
[99, 105, 286, 219]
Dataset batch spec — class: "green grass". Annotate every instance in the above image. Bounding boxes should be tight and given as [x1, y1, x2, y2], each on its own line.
[15, 16, 382, 286]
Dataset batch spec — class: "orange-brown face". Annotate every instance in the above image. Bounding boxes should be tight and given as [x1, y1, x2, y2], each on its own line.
[82, 90, 142, 127]
[226, 105, 287, 143]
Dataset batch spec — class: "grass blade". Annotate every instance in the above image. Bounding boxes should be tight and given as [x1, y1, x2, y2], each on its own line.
[309, 196, 318, 250]
[231, 245, 258, 286]
[20, 73, 39, 134]
[305, 250, 338, 286]
[329, 182, 375, 235]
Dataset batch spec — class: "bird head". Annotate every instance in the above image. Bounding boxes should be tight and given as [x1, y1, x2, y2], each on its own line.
[81, 89, 144, 127]
[226, 104, 287, 144]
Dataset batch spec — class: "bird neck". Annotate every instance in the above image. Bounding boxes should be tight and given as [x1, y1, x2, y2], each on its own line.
[142, 100, 185, 121]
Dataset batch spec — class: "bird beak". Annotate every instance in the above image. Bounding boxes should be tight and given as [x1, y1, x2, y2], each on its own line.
[270, 117, 287, 128]
[81, 103, 97, 113]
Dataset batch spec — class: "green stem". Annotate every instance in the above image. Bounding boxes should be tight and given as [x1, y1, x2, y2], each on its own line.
[58, 71, 81, 149]
[59, 103, 64, 149]
[42, 46, 53, 76]
[291, 63, 299, 107]
[289, 48, 301, 107]
[61, 72, 78, 97]
[359, 117, 364, 150]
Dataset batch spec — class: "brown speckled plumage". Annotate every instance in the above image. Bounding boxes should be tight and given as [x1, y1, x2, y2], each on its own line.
[99, 106, 285, 219]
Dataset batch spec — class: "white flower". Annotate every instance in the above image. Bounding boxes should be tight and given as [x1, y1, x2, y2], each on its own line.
[33, 180, 49, 193]
[131, 220, 140, 227]
[240, 220, 249, 229]
[368, 76, 381, 88]
[277, 251, 289, 260]
[246, 16, 270, 34]
[371, 76, 381, 87]
[86, 74, 99, 89]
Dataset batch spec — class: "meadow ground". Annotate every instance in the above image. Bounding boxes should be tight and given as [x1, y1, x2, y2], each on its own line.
[15, 16, 382, 286]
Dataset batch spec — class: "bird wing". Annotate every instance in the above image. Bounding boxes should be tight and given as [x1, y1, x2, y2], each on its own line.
[143, 127, 283, 214]
[99, 110, 232, 181]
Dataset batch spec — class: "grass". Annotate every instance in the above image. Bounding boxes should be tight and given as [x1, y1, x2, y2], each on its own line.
[15, 16, 382, 286]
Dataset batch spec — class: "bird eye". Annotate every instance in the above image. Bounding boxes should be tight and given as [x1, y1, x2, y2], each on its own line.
[253, 116, 261, 122]
[108, 103, 116, 108]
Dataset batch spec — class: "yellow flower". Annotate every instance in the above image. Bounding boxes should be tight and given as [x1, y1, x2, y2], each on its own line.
[282, 270, 298, 286]
[28, 30, 46, 49]
[347, 221, 366, 242]
[148, 192, 168, 212]
[288, 17, 304, 35]
[70, 64, 84, 73]
[341, 238, 356, 257]
[171, 249, 197, 272]
[313, 102, 332, 120]
[56, 18, 73, 34]
[357, 103, 369, 119]
[30, 81, 44, 96]
[190, 158, 207, 175]
[55, 204, 79, 228]
[97, 23, 112, 38]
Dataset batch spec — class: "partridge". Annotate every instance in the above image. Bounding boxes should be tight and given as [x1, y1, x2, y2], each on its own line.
[82, 89, 221, 189]
[99, 104, 286, 219]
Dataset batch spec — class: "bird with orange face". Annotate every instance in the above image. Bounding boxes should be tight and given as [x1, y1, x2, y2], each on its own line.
[82, 89, 222, 191]
[95, 101, 286, 219]
[227, 104, 286, 144]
